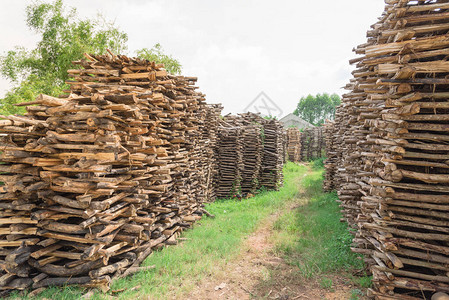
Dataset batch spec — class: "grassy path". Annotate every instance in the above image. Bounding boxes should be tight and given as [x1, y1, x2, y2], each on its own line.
[27, 163, 306, 300]
[17, 162, 370, 299]
[183, 161, 370, 300]
[258, 161, 370, 299]
[106, 163, 307, 299]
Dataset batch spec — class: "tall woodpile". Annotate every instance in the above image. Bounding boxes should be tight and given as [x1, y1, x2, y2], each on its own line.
[201, 104, 223, 202]
[283, 130, 288, 164]
[286, 127, 301, 162]
[218, 113, 264, 196]
[259, 119, 285, 190]
[214, 113, 284, 197]
[0, 53, 216, 292]
[300, 127, 325, 161]
[215, 125, 243, 197]
[328, 1, 449, 299]
[323, 121, 337, 192]
[240, 124, 264, 194]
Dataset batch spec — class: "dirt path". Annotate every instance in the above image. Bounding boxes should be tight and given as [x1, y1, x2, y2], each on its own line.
[184, 200, 355, 300]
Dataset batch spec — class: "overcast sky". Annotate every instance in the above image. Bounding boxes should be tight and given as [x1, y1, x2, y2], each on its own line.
[0, 0, 385, 116]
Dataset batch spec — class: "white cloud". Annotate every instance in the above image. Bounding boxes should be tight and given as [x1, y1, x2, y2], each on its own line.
[0, 0, 385, 116]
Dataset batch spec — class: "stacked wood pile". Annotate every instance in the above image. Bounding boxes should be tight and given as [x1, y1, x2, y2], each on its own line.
[300, 127, 325, 161]
[323, 121, 337, 192]
[0, 53, 216, 293]
[201, 104, 223, 202]
[214, 113, 284, 197]
[240, 124, 264, 194]
[260, 119, 285, 190]
[217, 113, 264, 196]
[328, 1, 449, 299]
[286, 127, 301, 162]
[215, 125, 243, 197]
[283, 130, 288, 164]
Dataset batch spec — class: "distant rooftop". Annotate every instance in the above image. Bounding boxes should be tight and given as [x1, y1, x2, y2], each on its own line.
[279, 113, 314, 129]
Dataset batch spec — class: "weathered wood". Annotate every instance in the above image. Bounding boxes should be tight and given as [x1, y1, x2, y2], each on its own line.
[327, 2, 449, 298]
[286, 127, 301, 162]
[0, 51, 230, 293]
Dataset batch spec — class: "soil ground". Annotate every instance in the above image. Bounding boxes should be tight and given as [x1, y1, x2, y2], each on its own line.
[184, 201, 358, 300]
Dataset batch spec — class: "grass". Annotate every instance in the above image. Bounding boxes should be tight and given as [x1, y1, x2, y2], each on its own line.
[319, 277, 333, 290]
[16, 162, 307, 300]
[270, 160, 371, 292]
[350, 288, 365, 300]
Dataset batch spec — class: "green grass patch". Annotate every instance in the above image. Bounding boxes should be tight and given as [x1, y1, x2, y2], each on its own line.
[319, 277, 333, 290]
[310, 157, 325, 170]
[350, 288, 365, 300]
[21, 162, 307, 300]
[271, 162, 366, 281]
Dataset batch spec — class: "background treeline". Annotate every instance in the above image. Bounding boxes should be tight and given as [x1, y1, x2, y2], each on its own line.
[293, 93, 341, 126]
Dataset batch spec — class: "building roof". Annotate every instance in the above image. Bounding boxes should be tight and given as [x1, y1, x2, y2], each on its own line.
[279, 113, 314, 129]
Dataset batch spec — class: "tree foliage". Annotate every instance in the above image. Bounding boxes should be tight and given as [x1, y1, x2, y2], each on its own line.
[293, 93, 341, 126]
[0, 0, 128, 115]
[136, 44, 182, 75]
[0, 0, 182, 115]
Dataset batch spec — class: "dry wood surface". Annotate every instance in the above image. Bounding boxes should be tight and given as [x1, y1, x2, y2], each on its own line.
[327, 1, 449, 298]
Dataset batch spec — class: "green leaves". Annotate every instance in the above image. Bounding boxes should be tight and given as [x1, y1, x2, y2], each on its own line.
[293, 93, 341, 126]
[0, 0, 128, 115]
[136, 44, 182, 75]
[1, 73, 64, 115]
[0, 0, 184, 116]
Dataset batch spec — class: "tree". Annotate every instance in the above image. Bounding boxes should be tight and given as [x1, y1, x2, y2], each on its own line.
[0, 0, 128, 115]
[136, 44, 182, 75]
[1, 1, 183, 115]
[293, 93, 341, 126]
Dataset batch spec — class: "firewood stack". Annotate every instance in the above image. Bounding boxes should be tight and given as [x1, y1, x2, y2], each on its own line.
[214, 113, 284, 197]
[323, 121, 337, 192]
[282, 130, 288, 164]
[203, 104, 223, 202]
[300, 127, 325, 161]
[332, 98, 364, 231]
[220, 113, 264, 195]
[328, 1, 449, 298]
[0, 53, 215, 293]
[233, 113, 285, 191]
[287, 127, 301, 162]
[215, 125, 243, 197]
[240, 124, 263, 194]
[260, 119, 285, 190]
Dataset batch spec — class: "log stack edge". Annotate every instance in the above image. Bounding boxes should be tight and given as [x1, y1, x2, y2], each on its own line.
[325, 1, 449, 299]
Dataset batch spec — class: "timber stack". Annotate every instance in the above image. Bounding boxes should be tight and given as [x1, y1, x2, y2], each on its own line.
[240, 124, 263, 194]
[219, 113, 264, 196]
[323, 121, 337, 192]
[300, 127, 325, 161]
[283, 130, 288, 164]
[0, 52, 217, 293]
[328, 1, 449, 299]
[214, 113, 284, 197]
[215, 124, 243, 198]
[203, 104, 223, 202]
[286, 127, 301, 162]
[259, 119, 285, 190]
